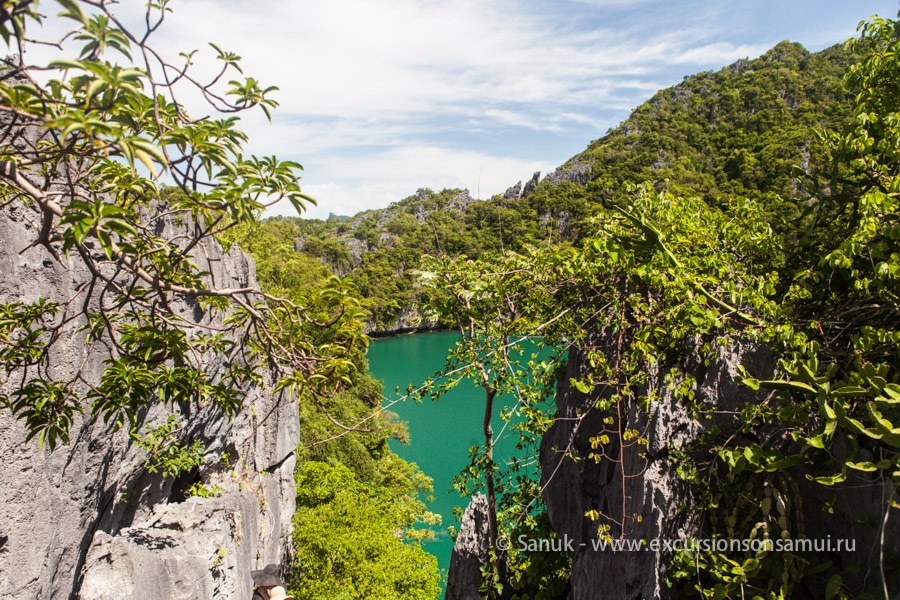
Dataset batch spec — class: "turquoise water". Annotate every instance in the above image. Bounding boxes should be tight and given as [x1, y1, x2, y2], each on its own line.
[366, 331, 528, 589]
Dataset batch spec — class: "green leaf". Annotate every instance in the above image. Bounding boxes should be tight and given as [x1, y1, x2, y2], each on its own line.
[571, 378, 593, 394]
[56, 0, 88, 25]
[809, 471, 847, 486]
[756, 378, 817, 394]
[48, 58, 85, 71]
[825, 574, 842, 600]
[846, 461, 878, 472]
[806, 435, 826, 449]
[830, 385, 867, 398]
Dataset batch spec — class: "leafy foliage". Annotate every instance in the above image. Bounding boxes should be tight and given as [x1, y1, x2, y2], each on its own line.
[220, 214, 441, 597]
[285, 359, 441, 599]
[134, 414, 204, 479]
[289, 461, 440, 600]
[0, 1, 366, 452]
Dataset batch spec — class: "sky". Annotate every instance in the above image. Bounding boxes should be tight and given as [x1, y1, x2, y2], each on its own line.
[29, 0, 900, 219]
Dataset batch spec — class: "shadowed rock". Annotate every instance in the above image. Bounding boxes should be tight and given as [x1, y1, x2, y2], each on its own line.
[445, 494, 490, 600]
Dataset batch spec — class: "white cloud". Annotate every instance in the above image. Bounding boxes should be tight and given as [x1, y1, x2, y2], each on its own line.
[671, 42, 773, 65]
[12, 0, 899, 222]
[154, 0, 715, 120]
[482, 109, 561, 131]
[144, 0, 897, 221]
[146, 0, 802, 142]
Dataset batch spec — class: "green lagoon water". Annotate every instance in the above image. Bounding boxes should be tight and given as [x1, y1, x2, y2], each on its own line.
[366, 331, 527, 588]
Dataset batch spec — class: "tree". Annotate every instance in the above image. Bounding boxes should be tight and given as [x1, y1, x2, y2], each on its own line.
[0, 1, 366, 450]
[289, 461, 440, 600]
[417, 250, 574, 598]
[728, 14, 900, 598]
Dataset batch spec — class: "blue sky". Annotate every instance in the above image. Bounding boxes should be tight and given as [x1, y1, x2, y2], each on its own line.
[50, 1, 900, 218]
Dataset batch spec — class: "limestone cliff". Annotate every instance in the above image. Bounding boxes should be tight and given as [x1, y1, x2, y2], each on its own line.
[445, 494, 490, 600]
[445, 331, 900, 598]
[0, 202, 298, 600]
[539, 332, 899, 599]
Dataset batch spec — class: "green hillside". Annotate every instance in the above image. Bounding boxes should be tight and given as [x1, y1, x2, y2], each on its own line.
[252, 40, 857, 330]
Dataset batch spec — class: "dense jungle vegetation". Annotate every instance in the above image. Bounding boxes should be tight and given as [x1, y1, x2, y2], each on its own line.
[420, 21, 900, 600]
[217, 223, 442, 598]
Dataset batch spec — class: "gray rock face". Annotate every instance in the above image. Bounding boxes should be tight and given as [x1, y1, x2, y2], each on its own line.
[367, 305, 439, 337]
[447, 191, 473, 212]
[502, 181, 523, 200]
[540, 331, 900, 599]
[445, 494, 490, 600]
[0, 203, 298, 600]
[503, 172, 542, 201]
[543, 159, 592, 186]
[79, 491, 260, 600]
[539, 209, 572, 238]
[343, 237, 368, 270]
[521, 172, 541, 197]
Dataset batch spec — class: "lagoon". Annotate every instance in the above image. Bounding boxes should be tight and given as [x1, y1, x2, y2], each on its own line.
[366, 331, 527, 588]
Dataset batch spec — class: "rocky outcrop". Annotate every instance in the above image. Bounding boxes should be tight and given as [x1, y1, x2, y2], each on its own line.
[343, 237, 368, 269]
[367, 306, 440, 337]
[445, 494, 490, 600]
[0, 203, 298, 600]
[543, 159, 592, 186]
[502, 181, 523, 201]
[447, 191, 474, 212]
[539, 331, 900, 599]
[502, 172, 541, 201]
[537, 336, 765, 599]
[79, 490, 266, 600]
[521, 172, 541, 197]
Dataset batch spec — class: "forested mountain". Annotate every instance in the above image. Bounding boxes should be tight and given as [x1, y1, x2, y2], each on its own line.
[574, 41, 855, 207]
[245, 41, 858, 330]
